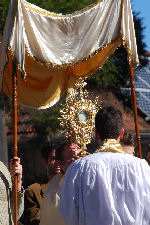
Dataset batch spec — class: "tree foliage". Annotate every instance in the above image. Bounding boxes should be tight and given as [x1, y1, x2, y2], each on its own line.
[33, 105, 61, 140]
[28, 0, 95, 14]
[32, 94, 67, 140]
[88, 55, 120, 88]
[133, 12, 147, 56]
[0, 0, 9, 33]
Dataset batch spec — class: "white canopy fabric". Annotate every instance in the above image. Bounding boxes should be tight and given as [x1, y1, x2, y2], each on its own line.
[0, 0, 139, 108]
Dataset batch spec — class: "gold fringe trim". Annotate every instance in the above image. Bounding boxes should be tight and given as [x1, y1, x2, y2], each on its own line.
[23, 0, 104, 18]
[95, 139, 128, 154]
[9, 0, 139, 70]
[122, 38, 139, 69]
[7, 37, 139, 80]
[8, 36, 122, 70]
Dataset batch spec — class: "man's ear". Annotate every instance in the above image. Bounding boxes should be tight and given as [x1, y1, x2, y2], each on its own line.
[119, 128, 124, 140]
[42, 159, 47, 167]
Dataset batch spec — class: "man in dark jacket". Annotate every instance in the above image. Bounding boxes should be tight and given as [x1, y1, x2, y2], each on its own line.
[21, 140, 62, 225]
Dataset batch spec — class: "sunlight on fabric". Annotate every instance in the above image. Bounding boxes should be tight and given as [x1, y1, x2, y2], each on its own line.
[0, 0, 138, 108]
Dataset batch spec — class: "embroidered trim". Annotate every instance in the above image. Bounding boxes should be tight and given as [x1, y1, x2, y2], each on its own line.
[95, 139, 128, 154]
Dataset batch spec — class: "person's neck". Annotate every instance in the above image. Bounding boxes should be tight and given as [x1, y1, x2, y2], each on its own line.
[47, 173, 55, 181]
[97, 137, 120, 144]
[95, 138, 127, 154]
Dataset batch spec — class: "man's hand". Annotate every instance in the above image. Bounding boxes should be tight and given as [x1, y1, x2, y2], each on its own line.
[10, 157, 23, 192]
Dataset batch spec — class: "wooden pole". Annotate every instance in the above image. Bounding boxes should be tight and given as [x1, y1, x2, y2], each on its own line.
[12, 58, 18, 225]
[129, 65, 142, 159]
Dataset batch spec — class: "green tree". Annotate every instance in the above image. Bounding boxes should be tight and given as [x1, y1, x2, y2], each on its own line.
[32, 95, 67, 140]
[0, 0, 9, 34]
[134, 12, 147, 56]
[26, 0, 95, 14]
[88, 55, 120, 88]
[33, 106, 61, 140]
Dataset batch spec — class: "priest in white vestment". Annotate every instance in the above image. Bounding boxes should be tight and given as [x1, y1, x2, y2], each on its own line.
[60, 106, 150, 225]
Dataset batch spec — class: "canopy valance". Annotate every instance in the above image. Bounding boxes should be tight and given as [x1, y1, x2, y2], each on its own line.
[0, 0, 138, 108]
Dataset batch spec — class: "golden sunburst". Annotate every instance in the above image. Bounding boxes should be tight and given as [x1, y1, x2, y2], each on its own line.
[59, 78, 101, 156]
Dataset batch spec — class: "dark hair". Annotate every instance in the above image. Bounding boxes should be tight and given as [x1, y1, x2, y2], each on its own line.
[55, 140, 71, 163]
[95, 106, 123, 141]
[41, 137, 66, 160]
[120, 130, 135, 147]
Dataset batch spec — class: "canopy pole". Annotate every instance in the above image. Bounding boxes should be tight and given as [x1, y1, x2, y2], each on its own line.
[129, 65, 142, 159]
[12, 58, 18, 225]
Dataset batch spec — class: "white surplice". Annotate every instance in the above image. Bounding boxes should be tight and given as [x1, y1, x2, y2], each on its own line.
[40, 173, 65, 225]
[60, 152, 150, 225]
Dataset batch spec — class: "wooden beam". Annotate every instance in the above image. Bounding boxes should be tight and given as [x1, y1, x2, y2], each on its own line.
[12, 58, 18, 225]
[129, 65, 142, 159]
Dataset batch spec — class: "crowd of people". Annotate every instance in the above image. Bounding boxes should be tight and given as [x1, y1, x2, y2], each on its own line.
[1, 106, 150, 225]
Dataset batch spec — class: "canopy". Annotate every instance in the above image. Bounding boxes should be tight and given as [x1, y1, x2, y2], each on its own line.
[0, 0, 139, 108]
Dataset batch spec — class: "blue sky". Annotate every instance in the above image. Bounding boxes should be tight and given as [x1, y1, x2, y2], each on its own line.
[131, 0, 150, 51]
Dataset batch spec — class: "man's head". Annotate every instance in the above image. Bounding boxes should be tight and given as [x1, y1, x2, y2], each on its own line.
[56, 141, 81, 174]
[120, 130, 135, 155]
[41, 141, 61, 179]
[95, 106, 124, 141]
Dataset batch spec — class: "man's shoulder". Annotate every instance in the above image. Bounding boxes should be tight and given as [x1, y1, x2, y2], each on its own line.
[73, 152, 149, 171]
[27, 182, 40, 189]
[85, 152, 142, 162]
[26, 182, 47, 193]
